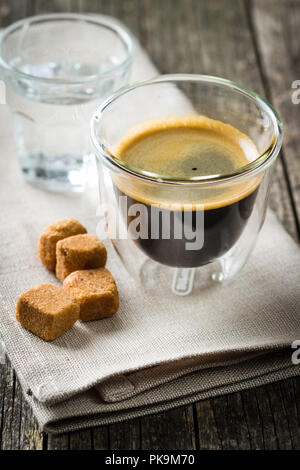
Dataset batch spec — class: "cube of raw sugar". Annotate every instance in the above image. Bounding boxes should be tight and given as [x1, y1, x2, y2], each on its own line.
[63, 268, 119, 321]
[56, 234, 107, 282]
[16, 284, 80, 341]
[38, 218, 87, 270]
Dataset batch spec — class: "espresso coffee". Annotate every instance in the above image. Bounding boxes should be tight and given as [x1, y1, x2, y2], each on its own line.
[114, 115, 261, 267]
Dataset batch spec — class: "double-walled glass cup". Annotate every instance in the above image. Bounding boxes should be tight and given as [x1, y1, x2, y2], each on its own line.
[91, 75, 282, 296]
[0, 13, 134, 192]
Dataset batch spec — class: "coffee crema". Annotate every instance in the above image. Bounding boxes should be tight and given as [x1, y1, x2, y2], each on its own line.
[114, 115, 260, 211]
[112, 115, 262, 267]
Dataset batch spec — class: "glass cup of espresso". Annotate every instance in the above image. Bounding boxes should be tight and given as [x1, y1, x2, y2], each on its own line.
[91, 75, 282, 296]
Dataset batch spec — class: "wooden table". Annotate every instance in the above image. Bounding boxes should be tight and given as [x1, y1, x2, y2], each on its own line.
[0, 0, 299, 451]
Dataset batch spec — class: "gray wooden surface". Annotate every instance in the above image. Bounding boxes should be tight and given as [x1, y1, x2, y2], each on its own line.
[0, 0, 299, 450]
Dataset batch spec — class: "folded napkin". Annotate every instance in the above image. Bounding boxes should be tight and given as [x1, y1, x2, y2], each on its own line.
[1, 16, 300, 434]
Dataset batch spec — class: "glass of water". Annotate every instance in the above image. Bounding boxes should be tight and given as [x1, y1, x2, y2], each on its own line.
[0, 13, 134, 192]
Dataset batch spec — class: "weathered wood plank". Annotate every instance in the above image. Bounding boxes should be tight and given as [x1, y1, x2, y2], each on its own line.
[210, 394, 250, 450]
[98, 0, 140, 38]
[0, 0, 27, 26]
[34, 0, 76, 13]
[250, 380, 300, 450]
[0, 362, 19, 450]
[0, 360, 43, 450]
[251, 0, 300, 233]
[47, 433, 70, 450]
[195, 400, 223, 450]
[69, 429, 92, 450]
[254, 385, 279, 449]
[240, 388, 264, 450]
[17, 384, 45, 450]
[109, 419, 140, 450]
[287, 378, 300, 449]
[92, 425, 109, 450]
[140, 407, 196, 450]
[78, 0, 100, 14]
[266, 382, 293, 450]
[292, 377, 300, 448]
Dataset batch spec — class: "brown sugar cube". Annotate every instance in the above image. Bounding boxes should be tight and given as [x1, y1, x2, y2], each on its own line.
[63, 268, 119, 321]
[38, 218, 87, 270]
[16, 284, 79, 341]
[56, 234, 107, 282]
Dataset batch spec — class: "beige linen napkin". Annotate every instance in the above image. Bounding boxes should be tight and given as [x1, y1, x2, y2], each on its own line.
[1, 17, 300, 434]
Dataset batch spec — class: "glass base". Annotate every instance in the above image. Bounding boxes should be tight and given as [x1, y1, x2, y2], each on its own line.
[20, 152, 97, 192]
[138, 231, 257, 296]
[140, 259, 221, 296]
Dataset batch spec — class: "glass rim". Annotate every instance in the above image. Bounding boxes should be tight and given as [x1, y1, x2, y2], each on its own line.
[0, 13, 135, 84]
[91, 73, 283, 186]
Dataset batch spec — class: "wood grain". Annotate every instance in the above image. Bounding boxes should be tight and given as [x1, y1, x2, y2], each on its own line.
[0, 0, 27, 26]
[140, 407, 196, 450]
[0, 360, 44, 450]
[195, 400, 222, 450]
[0, 0, 299, 450]
[251, 0, 300, 234]
[109, 419, 140, 450]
